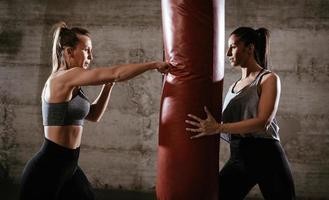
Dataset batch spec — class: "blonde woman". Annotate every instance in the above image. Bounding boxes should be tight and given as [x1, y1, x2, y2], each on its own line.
[19, 22, 170, 200]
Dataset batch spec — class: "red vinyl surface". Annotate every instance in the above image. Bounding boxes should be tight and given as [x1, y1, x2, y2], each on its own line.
[156, 0, 224, 199]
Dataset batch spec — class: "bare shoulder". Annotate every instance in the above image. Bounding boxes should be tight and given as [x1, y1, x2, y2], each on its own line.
[48, 68, 84, 90]
[260, 71, 280, 85]
[51, 67, 86, 83]
[61, 67, 87, 75]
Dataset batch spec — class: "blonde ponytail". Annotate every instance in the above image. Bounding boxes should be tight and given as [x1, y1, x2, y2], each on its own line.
[51, 21, 67, 73]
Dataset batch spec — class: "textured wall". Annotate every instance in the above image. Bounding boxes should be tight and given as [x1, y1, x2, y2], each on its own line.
[0, 0, 328, 199]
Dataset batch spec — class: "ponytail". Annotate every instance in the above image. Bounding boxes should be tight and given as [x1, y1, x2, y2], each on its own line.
[255, 28, 270, 69]
[51, 21, 67, 73]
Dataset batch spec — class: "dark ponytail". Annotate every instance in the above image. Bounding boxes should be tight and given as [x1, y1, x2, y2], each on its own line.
[230, 27, 270, 69]
[255, 28, 270, 69]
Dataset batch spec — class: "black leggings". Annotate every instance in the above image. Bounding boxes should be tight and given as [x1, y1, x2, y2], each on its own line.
[219, 138, 295, 200]
[19, 138, 94, 200]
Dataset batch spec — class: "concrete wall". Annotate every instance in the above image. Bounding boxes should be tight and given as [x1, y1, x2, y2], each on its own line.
[0, 0, 328, 199]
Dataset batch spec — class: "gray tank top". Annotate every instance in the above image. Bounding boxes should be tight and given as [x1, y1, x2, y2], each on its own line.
[221, 69, 280, 142]
[42, 88, 90, 126]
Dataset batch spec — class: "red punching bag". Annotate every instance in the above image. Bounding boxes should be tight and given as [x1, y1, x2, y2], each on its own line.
[156, 0, 225, 199]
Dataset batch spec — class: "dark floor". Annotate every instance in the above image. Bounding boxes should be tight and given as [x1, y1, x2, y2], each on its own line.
[0, 180, 155, 200]
[2, 180, 326, 200]
[0, 180, 264, 200]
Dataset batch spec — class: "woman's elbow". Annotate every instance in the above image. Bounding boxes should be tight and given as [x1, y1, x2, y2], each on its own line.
[110, 68, 125, 82]
[85, 115, 101, 123]
[258, 119, 270, 132]
[91, 118, 101, 123]
[94, 119, 102, 123]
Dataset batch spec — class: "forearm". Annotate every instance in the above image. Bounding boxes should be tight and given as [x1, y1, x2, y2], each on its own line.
[86, 83, 114, 122]
[110, 62, 157, 82]
[65, 61, 163, 87]
[219, 118, 268, 135]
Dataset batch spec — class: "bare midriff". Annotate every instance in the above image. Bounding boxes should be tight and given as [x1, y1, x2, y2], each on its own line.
[44, 126, 83, 149]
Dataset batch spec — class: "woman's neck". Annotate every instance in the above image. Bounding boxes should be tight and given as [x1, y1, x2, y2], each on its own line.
[240, 59, 263, 79]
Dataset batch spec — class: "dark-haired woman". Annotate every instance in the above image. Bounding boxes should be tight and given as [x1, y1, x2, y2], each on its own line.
[185, 27, 295, 200]
[19, 22, 170, 200]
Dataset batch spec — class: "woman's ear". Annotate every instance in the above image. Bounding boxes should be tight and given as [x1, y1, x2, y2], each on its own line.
[247, 44, 255, 55]
[64, 47, 74, 58]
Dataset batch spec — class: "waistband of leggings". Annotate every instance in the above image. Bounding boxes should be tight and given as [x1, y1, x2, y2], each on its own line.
[40, 138, 80, 161]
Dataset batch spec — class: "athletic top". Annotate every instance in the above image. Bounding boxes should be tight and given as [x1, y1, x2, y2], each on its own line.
[42, 88, 90, 126]
[221, 69, 280, 142]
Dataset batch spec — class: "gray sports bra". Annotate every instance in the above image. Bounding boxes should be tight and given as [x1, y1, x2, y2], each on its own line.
[42, 88, 90, 126]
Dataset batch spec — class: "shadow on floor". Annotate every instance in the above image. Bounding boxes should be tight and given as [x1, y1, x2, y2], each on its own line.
[0, 180, 155, 200]
[0, 180, 266, 200]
